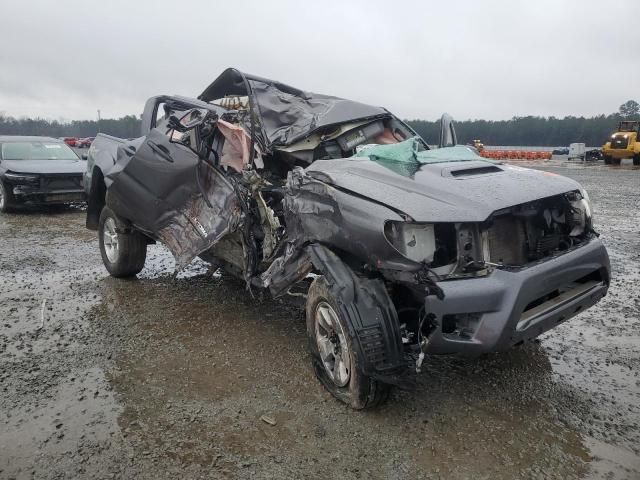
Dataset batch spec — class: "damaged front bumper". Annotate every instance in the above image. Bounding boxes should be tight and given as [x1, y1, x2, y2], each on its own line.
[423, 238, 610, 355]
[6, 173, 86, 205]
[12, 186, 86, 204]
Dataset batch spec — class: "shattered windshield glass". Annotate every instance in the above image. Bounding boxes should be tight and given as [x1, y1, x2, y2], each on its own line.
[353, 137, 487, 177]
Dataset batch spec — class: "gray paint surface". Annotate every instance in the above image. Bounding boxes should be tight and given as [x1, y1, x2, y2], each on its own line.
[307, 158, 581, 221]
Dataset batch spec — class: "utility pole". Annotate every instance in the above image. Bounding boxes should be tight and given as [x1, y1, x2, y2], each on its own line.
[97, 109, 101, 133]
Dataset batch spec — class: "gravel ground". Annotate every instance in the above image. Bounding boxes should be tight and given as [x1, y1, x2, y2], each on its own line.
[0, 160, 638, 479]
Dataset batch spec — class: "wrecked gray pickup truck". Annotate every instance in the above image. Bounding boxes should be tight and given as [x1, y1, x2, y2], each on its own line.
[85, 68, 610, 409]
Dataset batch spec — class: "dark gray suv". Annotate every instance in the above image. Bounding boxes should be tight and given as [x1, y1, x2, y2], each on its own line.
[0, 136, 86, 212]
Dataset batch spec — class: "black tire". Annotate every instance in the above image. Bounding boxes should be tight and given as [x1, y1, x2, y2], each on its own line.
[305, 276, 391, 410]
[612, 157, 622, 165]
[98, 206, 147, 277]
[603, 155, 612, 165]
[633, 154, 640, 166]
[0, 180, 15, 213]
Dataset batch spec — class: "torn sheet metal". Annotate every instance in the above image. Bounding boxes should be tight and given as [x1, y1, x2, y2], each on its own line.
[255, 190, 281, 259]
[104, 129, 244, 270]
[259, 242, 312, 297]
[156, 166, 243, 270]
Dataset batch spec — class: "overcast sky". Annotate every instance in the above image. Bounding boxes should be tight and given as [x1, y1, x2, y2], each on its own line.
[0, 0, 637, 122]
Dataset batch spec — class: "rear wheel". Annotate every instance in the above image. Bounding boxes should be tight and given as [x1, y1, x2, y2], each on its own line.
[633, 154, 640, 166]
[98, 206, 147, 277]
[0, 181, 14, 213]
[306, 276, 391, 409]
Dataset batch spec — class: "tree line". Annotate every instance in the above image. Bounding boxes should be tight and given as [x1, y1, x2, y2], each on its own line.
[0, 115, 142, 139]
[408, 113, 637, 147]
[408, 100, 640, 147]
[1, 100, 638, 147]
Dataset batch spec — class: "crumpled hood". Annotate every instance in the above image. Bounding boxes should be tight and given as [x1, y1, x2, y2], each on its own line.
[306, 158, 581, 222]
[2, 159, 86, 175]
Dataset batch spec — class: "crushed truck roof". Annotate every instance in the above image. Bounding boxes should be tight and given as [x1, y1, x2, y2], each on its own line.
[198, 68, 394, 152]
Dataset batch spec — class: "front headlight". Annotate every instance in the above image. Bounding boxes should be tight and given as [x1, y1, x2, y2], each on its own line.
[4, 172, 39, 184]
[384, 222, 437, 263]
[569, 189, 593, 236]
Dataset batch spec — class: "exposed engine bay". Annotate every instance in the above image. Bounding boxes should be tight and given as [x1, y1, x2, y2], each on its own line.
[384, 189, 593, 277]
[481, 191, 593, 266]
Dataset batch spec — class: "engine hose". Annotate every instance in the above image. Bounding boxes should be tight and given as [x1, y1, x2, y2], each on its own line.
[416, 263, 445, 300]
[241, 219, 259, 283]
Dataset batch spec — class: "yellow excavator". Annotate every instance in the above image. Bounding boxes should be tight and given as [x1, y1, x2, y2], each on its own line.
[472, 139, 484, 152]
[602, 120, 640, 165]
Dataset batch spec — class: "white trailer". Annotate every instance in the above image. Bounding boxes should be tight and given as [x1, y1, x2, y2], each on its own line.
[568, 143, 586, 161]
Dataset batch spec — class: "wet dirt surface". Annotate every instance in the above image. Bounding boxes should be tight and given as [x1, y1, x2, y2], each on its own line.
[1, 161, 639, 479]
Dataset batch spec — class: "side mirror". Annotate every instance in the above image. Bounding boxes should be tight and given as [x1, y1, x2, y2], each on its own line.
[438, 113, 458, 148]
[168, 115, 187, 132]
[81, 154, 88, 160]
[168, 108, 210, 133]
[178, 108, 209, 130]
[168, 108, 214, 155]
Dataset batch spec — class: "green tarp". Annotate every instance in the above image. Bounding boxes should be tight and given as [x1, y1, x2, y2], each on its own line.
[353, 137, 490, 177]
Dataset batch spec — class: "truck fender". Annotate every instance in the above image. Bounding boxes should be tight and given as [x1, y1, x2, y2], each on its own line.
[305, 244, 408, 385]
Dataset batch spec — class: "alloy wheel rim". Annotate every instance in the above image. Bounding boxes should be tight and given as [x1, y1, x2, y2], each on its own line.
[103, 217, 119, 263]
[315, 301, 351, 387]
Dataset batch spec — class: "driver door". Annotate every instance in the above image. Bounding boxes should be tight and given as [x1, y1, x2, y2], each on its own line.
[105, 112, 241, 269]
[106, 127, 201, 234]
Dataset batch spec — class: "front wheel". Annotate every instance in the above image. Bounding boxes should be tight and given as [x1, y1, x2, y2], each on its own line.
[603, 155, 612, 165]
[98, 206, 147, 277]
[633, 154, 640, 166]
[306, 276, 391, 409]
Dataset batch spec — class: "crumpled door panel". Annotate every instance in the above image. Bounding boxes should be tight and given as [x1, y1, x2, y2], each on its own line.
[105, 129, 200, 233]
[105, 128, 243, 270]
[156, 167, 243, 270]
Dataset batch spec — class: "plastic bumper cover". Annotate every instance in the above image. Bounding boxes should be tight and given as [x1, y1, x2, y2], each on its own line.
[424, 238, 610, 355]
